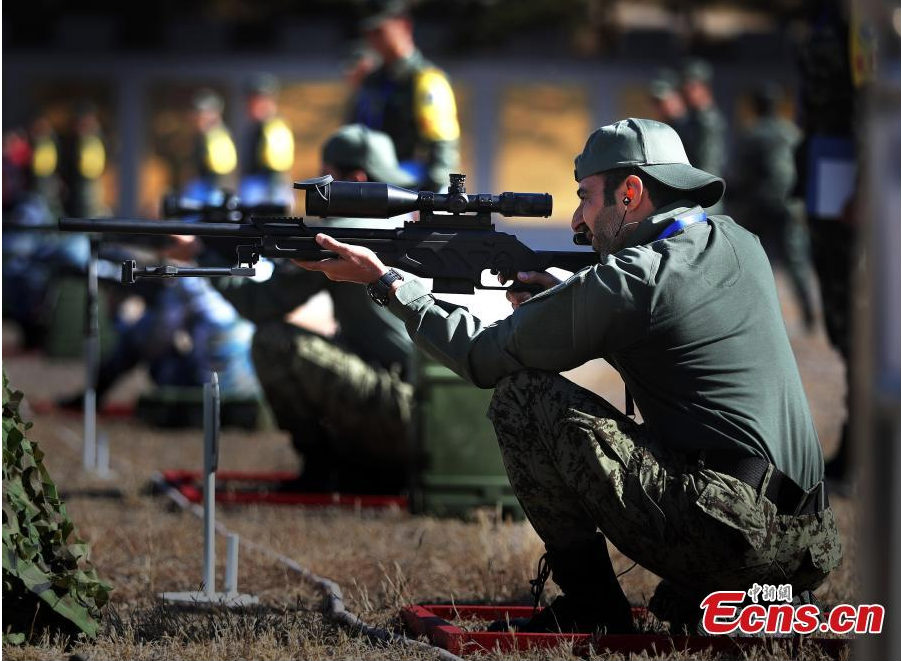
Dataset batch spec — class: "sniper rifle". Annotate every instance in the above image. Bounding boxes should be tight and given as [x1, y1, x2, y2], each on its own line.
[59, 173, 597, 295]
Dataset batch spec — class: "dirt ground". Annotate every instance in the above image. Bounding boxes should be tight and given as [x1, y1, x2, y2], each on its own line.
[1, 268, 858, 660]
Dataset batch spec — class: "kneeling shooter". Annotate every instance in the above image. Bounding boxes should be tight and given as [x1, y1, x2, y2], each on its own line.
[295, 118, 841, 634]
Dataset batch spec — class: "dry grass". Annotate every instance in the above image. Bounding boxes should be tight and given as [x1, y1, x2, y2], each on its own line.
[1, 392, 858, 660]
[1, 270, 858, 660]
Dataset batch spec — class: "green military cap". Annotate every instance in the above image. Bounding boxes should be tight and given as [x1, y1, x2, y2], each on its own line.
[574, 118, 725, 208]
[681, 58, 713, 84]
[751, 82, 782, 115]
[323, 124, 418, 188]
[192, 88, 224, 113]
[360, 0, 409, 30]
[246, 73, 280, 97]
[649, 68, 679, 100]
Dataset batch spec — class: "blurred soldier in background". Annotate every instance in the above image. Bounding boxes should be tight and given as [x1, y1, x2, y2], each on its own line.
[59, 100, 108, 218]
[3, 128, 57, 345]
[185, 88, 237, 203]
[648, 69, 689, 143]
[240, 74, 295, 207]
[680, 59, 726, 213]
[2, 130, 33, 212]
[57, 242, 261, 413]
[730, 85, 815, 331]
[54, 93, 258, 414]
[3, 115, 90, 348]
[29, 115, 64, 219]
[219, 124, 416, 493]
[795, 0, 863, 483]
[348, 0, 460, 191]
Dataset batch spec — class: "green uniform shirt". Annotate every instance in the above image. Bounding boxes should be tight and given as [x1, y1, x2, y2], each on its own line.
[684, 106, 727, 177]
[388, 201, 823, 489]
[732, 116, 801, 207]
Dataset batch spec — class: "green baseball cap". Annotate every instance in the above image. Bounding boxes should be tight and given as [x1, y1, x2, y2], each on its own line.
[322, 124, 417, 188]
[192, 88, 224, 113]
[246, 73, 280, 97]
[360, 0, 409, 31]
[681, 58, 713, 84]
[574, 118, 725, 208]
[649, 68, 679, 100]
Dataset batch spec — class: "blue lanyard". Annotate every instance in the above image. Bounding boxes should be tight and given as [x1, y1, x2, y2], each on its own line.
[656, 210, 708, 241]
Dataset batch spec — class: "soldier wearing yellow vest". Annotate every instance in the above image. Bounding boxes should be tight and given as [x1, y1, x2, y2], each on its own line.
[241, 74, 295, 207]
[187, 89, 237, 202]
[348, 0, 460, 191]
[60, 101, 107, 218]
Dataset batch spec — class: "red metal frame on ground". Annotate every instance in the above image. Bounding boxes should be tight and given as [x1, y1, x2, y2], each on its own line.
[30, 399, 135, 419]
[160, 469, 409, 509]
[400, 604, 850, 658]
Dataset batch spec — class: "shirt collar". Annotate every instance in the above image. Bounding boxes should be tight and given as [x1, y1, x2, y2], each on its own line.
[621, 200, 703, 250]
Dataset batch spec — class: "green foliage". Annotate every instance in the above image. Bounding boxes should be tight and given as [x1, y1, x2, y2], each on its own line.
[2, 370, 111, 644]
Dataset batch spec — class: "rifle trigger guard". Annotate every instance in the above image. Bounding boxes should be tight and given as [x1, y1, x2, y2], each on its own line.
[236, 244, 259, 268]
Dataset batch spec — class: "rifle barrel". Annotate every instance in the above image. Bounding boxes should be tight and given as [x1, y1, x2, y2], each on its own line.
[59, 218, 262, 238]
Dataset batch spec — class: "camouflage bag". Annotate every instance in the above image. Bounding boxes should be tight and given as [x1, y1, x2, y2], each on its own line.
[2, 370, 111, 644]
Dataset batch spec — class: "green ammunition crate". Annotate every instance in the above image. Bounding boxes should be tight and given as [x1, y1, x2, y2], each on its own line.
[44, 276, 116, 359]
[411, 356, 523, 519]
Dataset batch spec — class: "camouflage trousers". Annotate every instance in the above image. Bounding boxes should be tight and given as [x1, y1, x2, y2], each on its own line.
[252, 321, 414, 468]
[488, 370, 842, 606]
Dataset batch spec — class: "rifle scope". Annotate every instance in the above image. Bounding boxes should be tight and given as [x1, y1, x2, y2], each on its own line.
[296, 173, 552, 219]
[161, 193, 288, 220]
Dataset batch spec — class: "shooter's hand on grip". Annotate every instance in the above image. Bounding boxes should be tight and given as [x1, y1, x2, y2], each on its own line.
[500, 271, 562, 309]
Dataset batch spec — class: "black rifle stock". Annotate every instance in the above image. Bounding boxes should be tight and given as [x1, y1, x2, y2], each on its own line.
[59, 173, 597, 295]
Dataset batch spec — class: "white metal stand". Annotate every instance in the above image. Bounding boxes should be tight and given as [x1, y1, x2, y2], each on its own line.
[160, 372, 258, 607]
[82, 236, 100, 472]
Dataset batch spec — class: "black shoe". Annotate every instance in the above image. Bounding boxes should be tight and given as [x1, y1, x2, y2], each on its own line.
[334, 464, 408, 495]
[56, 392, 85, 412]
[488, 536, 634, 635]
[280, 441, 341, 493]
[488, 594, 633, 634]
[648, 581, 704, 635]
[277, 471, 339, 493]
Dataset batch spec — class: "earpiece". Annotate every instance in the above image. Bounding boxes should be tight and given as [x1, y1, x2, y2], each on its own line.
[615, 187, 635, 237]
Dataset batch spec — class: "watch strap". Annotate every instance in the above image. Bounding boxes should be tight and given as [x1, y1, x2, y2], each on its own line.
[367, 269, 404, 306]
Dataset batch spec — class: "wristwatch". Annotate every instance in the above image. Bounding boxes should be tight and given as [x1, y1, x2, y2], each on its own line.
[367, 269, 404, 306]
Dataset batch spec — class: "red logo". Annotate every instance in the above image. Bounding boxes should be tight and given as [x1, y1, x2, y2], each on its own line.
[700, 586, 884, 635]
